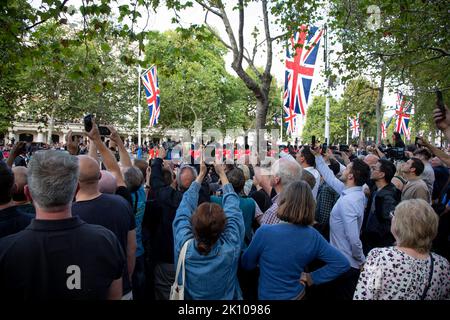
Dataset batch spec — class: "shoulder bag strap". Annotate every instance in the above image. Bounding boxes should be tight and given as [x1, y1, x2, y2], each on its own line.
[420, 253, 435, 300]
[174, 239, 192, 286]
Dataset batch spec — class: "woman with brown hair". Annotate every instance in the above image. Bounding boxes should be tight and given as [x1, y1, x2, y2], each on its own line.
[241, 180, 350, 300]
[172, 161, 245, 300]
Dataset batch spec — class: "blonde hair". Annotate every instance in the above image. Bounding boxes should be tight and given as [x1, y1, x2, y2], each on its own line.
[277, 181, 315, 225]
[392, 199, 438, 254]
[237, 164, 250, 181]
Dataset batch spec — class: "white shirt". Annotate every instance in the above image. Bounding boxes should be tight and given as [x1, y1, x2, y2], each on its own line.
[304, 166, 320, 199]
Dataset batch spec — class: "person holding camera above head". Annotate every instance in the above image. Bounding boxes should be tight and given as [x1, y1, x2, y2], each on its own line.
[173, 160, 244, 299]
[72, 119, 137, 300]
[401, 158, 431, 203]
[149, 147, 210, 300]
[310, 144, 370, 300]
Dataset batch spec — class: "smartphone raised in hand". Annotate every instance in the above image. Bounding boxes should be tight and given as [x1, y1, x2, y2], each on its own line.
[311, 135, 316, 147]
[84, 114, 93, 132]
[98, 126, 111, 136]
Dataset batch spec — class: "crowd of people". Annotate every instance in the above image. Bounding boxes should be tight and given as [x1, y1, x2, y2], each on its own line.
[0, 105, 450, 300]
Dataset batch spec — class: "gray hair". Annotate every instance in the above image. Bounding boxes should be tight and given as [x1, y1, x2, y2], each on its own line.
[272, 158, 302, 188]
[28, 150, 79, 211]
[176, 164, 198, 191]
[124, 166, 144, 192]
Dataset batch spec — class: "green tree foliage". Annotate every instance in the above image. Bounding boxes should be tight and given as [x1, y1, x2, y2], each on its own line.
[142, 29, 268, 131]
[328, 0, 449, 141]
[303, 78, 379, 144]
[18, 21, 137, 128]
[303, 95, 344, 144]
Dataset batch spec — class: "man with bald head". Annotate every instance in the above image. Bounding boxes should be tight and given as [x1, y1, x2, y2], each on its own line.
[98, 170, 117, 194]
[364, 154, 379, 167]
[72, 155, 137, 300]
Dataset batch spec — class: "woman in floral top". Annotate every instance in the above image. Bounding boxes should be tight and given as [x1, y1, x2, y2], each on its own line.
[354, 199, 450, 300]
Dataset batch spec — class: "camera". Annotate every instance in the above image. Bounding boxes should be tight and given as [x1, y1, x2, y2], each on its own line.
[382, 147, 406, 161]
[339, 144, 349, 152]
[98, 126, 111, 136]
[83, 114, 93, 132]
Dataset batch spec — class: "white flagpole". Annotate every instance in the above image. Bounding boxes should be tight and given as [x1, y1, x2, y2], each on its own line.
[280, 88, 283, 143]
[137, 65, 142, 147]
[324, 24, 330, 143]
[346, 117, 349, 145]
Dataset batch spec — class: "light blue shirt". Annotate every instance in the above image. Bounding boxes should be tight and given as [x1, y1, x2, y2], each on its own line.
[315, 156, 366, 269]
[173, 182, 245, 300]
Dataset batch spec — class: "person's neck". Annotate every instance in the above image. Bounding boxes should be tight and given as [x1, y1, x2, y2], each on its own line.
[76, 187, 102, 202]
[375, 179, 388, 190]
[301, 162, 310, 169]
[274, 185, 283, 196]
[396, 246, 429, 260]
[0, 200, 15, 210]
[345, 181, 357, 189]
[405, 174, 420, 182]
[35, 205, 72, 220]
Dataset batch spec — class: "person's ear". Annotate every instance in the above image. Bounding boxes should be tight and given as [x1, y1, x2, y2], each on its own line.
[98, 171, 102, 181]
[24, 185, 32, 202]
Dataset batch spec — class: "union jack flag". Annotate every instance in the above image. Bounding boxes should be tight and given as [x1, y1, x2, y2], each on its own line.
[350, 115, 360, 138]
[283, 105, 298, 135]
[141, 66, 160, 127]
[394, 91, 412, 140]
[283, 25, 323, 134]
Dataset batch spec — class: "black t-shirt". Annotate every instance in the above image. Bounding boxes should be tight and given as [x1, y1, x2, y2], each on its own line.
[0, 217, 125, 300]
[72, 194, 136, 294]
[0, 206, 32, 239]
[115, 186, 133, 207]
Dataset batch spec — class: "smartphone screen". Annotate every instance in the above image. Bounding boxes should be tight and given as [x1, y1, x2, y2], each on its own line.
[84, 114, 93, 132]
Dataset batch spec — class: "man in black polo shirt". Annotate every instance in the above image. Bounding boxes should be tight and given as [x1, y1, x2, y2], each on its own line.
[0, 161, 32, 238]
[72, 155, 136, 299]
[0, 150, 125, 300]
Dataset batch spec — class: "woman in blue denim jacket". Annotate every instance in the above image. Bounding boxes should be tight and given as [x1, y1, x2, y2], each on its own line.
[173, 162, 245, 299]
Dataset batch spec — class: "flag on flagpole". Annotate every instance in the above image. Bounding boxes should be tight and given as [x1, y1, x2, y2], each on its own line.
[350, 115, 360, 138]
[141, 65, 160, 127]
[283, 24, 323, 135]
[394, 91, 412, 140]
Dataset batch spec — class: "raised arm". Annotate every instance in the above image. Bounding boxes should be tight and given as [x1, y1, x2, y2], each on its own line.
[214, 164, 245, 247]
[314, 154, 345, 195]
[418, 136, 450, 167]
[150, 148, 167, 191]
[172, 160, 207, 256]
[107, 125, 132, 168]
[85, 118, 126, 187]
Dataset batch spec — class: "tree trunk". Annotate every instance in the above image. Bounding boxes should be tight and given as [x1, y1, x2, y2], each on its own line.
[375, 63, 386, 144]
